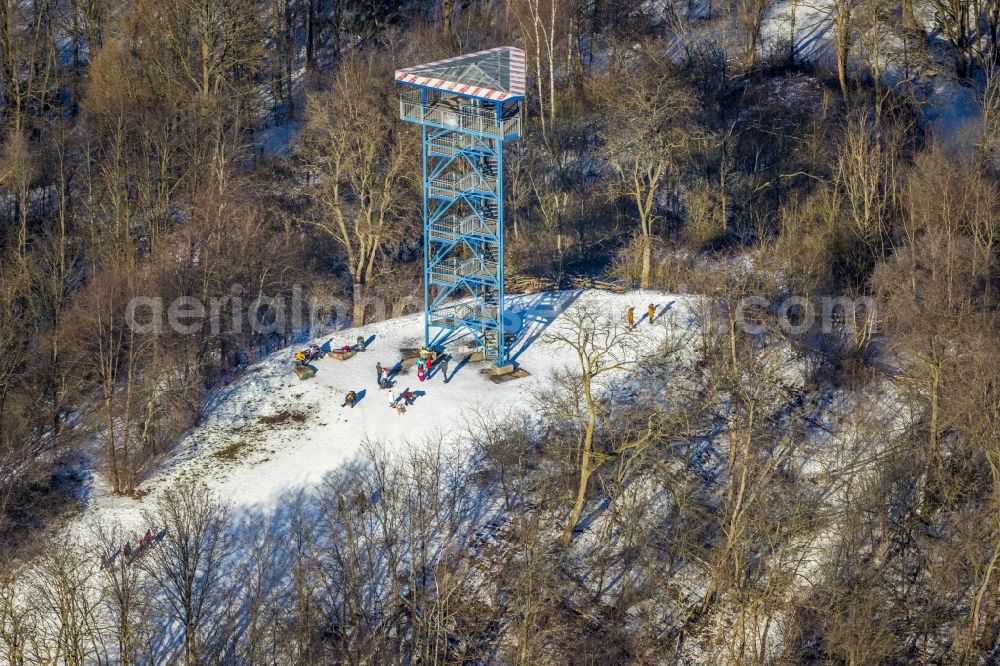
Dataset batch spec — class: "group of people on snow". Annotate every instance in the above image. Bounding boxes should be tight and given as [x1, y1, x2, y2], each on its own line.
[375, 351, 451, 414]
[294, 342, 323, 364]
[626, 303, 658, 330]
[383, 387, 418, 414]
[295, 336, 368, 366]
[101, 528, 159, 569]
[331, 348, 455, 413]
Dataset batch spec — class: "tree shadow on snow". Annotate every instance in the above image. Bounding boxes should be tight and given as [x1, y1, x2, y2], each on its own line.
[507, 290, 583, 362]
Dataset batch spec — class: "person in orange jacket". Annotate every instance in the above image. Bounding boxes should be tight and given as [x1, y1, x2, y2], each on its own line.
[342, 391, 357, 408]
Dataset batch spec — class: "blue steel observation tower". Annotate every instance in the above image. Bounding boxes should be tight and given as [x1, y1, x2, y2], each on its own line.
[395, 47, 525, 369]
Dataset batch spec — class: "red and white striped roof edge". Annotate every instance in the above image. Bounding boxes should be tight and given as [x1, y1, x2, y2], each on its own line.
[395, 46, 526, 102]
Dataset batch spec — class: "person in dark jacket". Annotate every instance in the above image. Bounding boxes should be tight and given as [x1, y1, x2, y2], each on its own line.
[439, 355, 450, 382]
[376, 361, 384, 387]
[342, 391, 357, 408]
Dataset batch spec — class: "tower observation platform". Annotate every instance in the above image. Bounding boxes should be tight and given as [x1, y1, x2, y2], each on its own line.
[395, 47, 525, 368]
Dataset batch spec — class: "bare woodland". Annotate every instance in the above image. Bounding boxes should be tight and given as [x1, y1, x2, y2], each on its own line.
[0, 0, 999, 663]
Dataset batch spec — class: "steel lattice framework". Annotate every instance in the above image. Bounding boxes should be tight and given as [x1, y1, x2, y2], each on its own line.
[395, 48, 525, 366]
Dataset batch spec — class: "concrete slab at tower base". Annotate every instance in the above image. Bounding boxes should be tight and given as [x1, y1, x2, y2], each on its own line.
[485, 366, 531, 384]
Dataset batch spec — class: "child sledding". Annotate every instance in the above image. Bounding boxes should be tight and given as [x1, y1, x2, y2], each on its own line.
[294, 342, 323, 364]
[329, 343, 357, 361]
[293, 342, 323, 379]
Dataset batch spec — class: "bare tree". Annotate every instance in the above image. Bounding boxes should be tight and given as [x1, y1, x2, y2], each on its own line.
[70, 266, 152, 495]
[0, 556, 37, 665]
[832, 0, 858, 99]
[133, 0, 263, 100]
[734, 0, 776, 68]
[0, 131, 37, 260]
[592, 50, 698, 289]
[30, 540, 106, 664]
[928, 0, 978, 76]
[301, 53, 416, 326]
[141, 478, 232, 665]
[216, 512, 285, 663]
[0, 0, 59, 133]
[512, 0, 567, 142]
[833, 112, 902, 265]
[93, 520, 148, 664]
[541, 305, 653, 545]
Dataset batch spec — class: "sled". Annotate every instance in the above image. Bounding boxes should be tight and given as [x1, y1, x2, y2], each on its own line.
[294, 364, 315, 380]
[330, 349, 357, 361]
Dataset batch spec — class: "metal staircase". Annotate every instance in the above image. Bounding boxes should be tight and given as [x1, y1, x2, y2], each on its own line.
[395, 47, 525, 366]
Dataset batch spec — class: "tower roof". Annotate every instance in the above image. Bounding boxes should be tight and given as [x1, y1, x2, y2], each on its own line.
[395, 47, 526, 102]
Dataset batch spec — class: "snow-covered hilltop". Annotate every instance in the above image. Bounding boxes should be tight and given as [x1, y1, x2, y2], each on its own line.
[75, 289, 693, 534]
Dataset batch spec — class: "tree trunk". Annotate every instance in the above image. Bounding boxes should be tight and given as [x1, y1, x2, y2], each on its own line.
[352, 281, 366, 327]
[929, 366, 940, 474]
[788, 0, 798, 64]
[443, 0, 455, 43]
[835, 1, 851, 100]
[837, 27, 850, 100]
[965, 543, 1000, 660]
[305, 0, 315, 71]
[562, 382, 597, 545]
[561, 444, 591, 546]
[105, 395, 121, 493]
[640, 234, 652, 289]
[957, 4, 970, 77]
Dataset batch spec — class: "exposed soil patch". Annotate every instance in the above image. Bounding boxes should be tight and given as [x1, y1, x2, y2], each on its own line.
[213, 440, 251, 462]
[258, 410, 308, 427]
